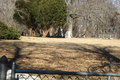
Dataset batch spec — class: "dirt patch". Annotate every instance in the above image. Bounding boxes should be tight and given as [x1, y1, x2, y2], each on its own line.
[0, 36, 120, 72]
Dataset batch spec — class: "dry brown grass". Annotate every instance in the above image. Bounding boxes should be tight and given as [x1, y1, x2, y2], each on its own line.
[0, 36, 120, 72]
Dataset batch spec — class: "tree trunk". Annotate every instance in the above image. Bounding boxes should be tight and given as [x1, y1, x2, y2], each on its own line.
[68, 17, 73, 37]
[28, 27, 36, 36]
[28, 28, 32, 36]
[42, 29, 49, 37]
[67, 0, 73, 38]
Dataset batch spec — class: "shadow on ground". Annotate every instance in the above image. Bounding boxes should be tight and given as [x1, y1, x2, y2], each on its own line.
[0, 40, 120, 72]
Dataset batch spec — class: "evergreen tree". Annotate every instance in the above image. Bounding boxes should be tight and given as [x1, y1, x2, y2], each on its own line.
[13, 0, 67, 37]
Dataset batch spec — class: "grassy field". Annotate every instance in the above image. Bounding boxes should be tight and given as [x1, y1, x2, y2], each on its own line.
[0, 36, 120, 72]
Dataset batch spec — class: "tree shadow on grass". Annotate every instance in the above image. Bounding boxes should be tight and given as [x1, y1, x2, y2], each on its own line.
[83, 45, 120, 62]
[8, 45, 21, 68]
[78, 44, 120, 73]
[0, 40, 120, 72]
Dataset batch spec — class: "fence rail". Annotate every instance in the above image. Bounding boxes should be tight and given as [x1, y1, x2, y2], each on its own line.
[0, 55, 120, 80]
[15, 69, 120, 76]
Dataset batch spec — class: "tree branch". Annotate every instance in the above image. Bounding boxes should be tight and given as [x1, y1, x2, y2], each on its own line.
[69, 14, 81, 19]
[15, 9, 28, 16]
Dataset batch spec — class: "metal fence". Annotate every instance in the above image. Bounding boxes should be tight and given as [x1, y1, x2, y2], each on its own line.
[1, 55, 120, 80]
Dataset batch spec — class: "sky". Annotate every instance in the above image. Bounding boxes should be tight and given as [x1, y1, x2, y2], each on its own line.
[113, 0, 120, 12]
[112, 0, 120, 12]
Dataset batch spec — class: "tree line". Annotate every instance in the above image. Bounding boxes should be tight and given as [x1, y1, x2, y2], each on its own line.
[0, 0, 120, 38]
[65, 0, 120, 38]
[13, 0, 67, 37]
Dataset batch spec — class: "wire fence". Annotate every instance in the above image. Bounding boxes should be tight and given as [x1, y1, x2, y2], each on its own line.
[13, 69, 120, 80]
[1, 55, 120, 80]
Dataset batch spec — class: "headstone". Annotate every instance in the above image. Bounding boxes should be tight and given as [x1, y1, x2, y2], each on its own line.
[65, 31, 71, 38]
[21, 32, 24, 36]
[108, 35, 113, 40]
[60, 29, 63, 37]
[58, 28, 63, 37]
[46, 32, 50, 37]
[26, 34, 28, 36]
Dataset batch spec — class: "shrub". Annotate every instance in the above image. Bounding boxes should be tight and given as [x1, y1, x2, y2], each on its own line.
[0, 21, 21, 39]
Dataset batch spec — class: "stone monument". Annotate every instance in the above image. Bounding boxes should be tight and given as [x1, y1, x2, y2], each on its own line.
[65, 31, 71, 38]
[58, 28, 63, 37]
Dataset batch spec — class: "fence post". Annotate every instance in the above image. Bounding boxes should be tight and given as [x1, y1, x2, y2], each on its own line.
[11, 61, 16, 80]
[0, 55, 8, 80]
[108, 76, 111, 80]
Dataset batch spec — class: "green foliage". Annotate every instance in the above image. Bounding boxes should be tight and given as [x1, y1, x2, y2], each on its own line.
[13, 0, 67, 30]
[0, 21, 8, 30]
[0, 21, 21, 39]
[31, 0, 67, 26]
[13, 0, 30, 27]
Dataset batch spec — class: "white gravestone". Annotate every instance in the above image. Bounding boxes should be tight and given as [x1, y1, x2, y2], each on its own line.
[65, 31, 71, 38]
[108, 35, 113, 40]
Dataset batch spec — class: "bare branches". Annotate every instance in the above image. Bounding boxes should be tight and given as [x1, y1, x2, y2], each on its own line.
[15, 9, 29, 19]
[15, 9, 28, 16]
[67, 0, 119, 37]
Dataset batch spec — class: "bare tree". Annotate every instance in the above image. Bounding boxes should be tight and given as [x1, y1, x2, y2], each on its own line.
[67, 0, 119, 38]
[0, 0, 28, 34]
